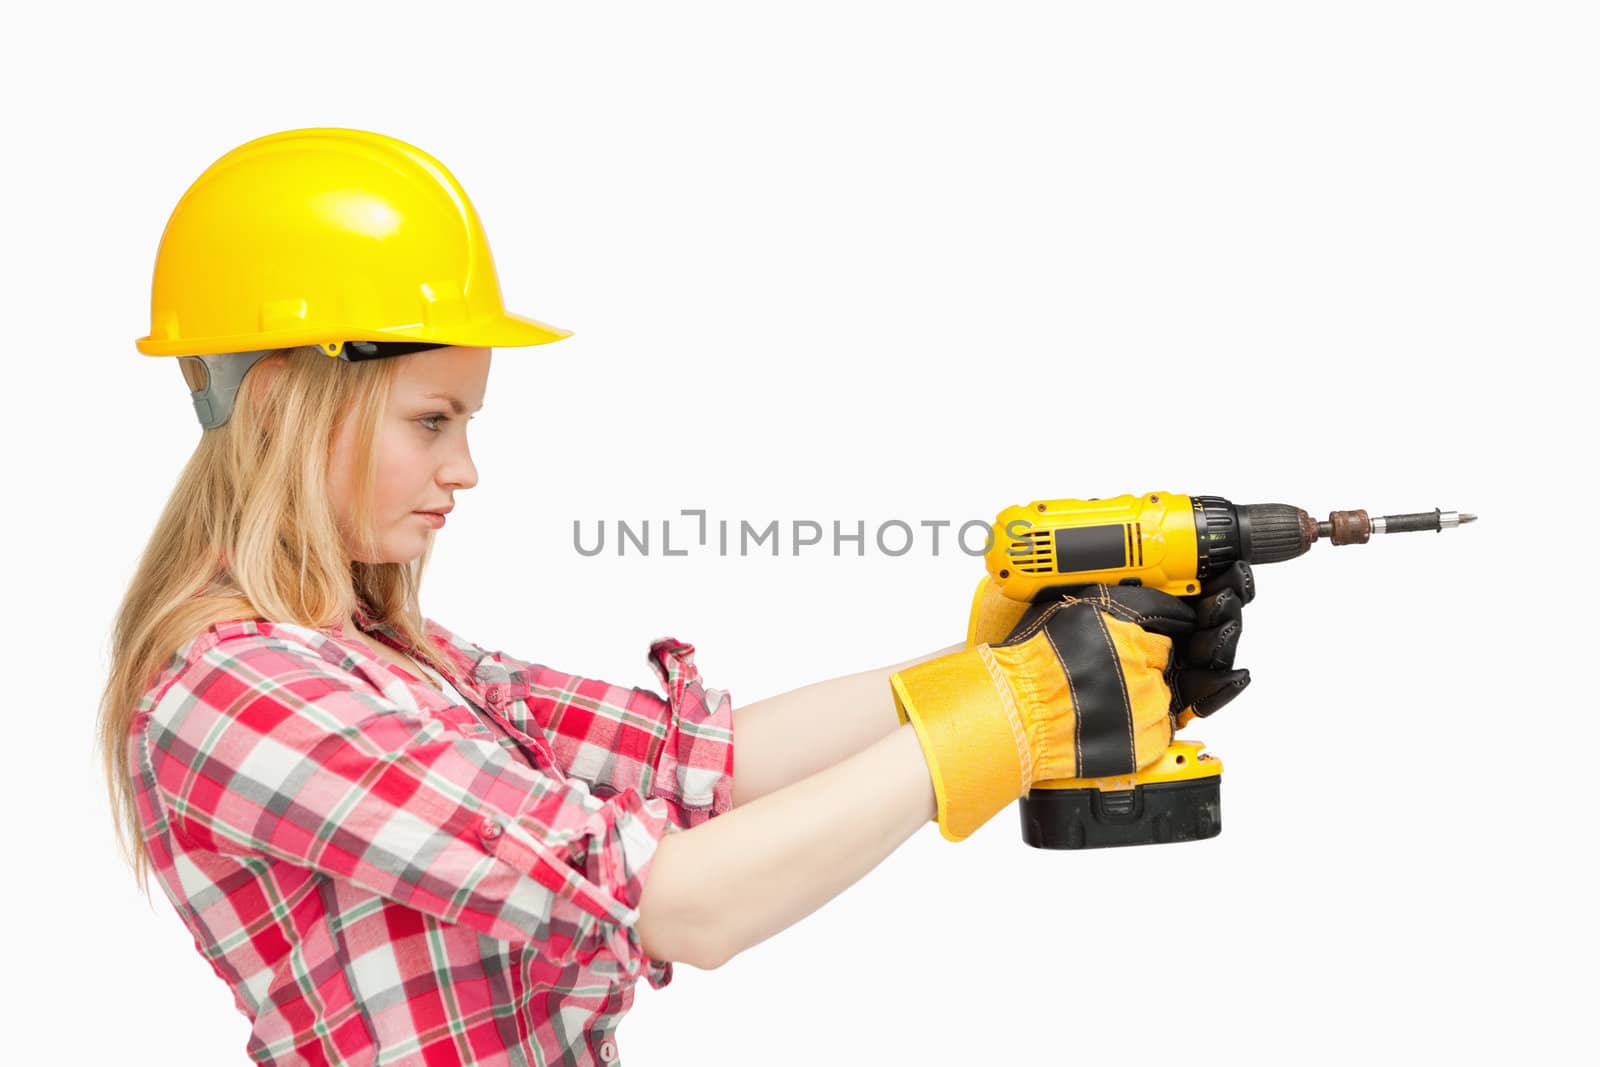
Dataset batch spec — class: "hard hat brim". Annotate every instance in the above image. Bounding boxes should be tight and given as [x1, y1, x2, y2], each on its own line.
[136, 310, 571, 356]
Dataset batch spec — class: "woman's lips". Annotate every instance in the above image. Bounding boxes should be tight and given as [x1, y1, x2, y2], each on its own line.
[415, 511, 446, 528]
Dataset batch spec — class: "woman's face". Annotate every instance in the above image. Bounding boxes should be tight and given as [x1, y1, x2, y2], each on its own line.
[328, 345, 491, 564]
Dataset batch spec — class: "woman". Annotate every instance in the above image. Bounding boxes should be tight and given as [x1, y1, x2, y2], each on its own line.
[100, 127, 1251, 1066]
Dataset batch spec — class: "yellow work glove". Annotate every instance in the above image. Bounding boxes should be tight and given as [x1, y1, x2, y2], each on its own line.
[893, 587, 1197, 842]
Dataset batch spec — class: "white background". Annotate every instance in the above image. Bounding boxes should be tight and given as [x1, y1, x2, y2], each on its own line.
[5, 1, 1594, 1064]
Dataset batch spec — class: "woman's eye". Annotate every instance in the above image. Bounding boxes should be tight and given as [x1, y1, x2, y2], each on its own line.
[419, 413, 474, 434]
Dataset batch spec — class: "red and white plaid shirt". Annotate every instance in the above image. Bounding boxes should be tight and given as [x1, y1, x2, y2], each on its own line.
[129, 605, 735, 1065]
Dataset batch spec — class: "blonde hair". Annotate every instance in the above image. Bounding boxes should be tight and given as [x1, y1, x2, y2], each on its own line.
[97, 345, 458, 894]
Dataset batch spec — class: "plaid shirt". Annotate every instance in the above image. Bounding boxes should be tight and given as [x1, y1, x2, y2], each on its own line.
[129, 606, 736, 1065]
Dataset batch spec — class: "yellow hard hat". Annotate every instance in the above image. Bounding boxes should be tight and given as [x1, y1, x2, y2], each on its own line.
[136, 127, 571, 359]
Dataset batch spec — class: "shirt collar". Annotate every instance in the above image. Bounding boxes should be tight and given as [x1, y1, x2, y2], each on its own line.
[344, 605, 473, 695]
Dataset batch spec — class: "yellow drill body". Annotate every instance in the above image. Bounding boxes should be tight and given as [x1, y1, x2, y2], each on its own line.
[987, 491, 1206, 599]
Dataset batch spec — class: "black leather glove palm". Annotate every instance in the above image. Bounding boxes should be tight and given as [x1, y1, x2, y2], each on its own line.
[1173, 560, 1254, 719]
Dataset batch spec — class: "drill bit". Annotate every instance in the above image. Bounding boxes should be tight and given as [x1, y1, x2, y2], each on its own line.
[1318, 508, 1477, 545]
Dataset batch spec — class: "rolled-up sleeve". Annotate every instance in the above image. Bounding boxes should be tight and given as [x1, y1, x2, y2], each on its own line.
[464, 636, 737, 832]
[142, 630, 684, 985]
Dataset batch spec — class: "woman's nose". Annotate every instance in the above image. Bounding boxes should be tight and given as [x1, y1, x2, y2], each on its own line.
[442, 439, 478, 491]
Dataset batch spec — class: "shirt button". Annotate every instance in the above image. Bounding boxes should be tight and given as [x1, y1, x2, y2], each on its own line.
[478, 816, 503, 841]
[598, 1038, 617, 1063]
[484, 684, 503, 706]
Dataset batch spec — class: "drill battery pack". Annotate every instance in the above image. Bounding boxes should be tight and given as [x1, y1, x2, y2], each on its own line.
[1016, 740, 1222, 850]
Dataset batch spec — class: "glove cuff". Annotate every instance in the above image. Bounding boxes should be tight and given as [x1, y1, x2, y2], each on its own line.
[965, 576, 1031, 649]
[890, 646, 1030, 842]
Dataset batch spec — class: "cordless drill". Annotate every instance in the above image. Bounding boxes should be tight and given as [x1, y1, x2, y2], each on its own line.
[970, 491, 1475, 850]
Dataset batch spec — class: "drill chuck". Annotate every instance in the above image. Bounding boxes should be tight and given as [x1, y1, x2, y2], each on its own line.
[1237, 503, 1320, 565]
[1192, 497, 1319, 573]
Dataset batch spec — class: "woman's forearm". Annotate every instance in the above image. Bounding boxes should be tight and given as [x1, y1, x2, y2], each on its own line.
[730, 642, 963, 807]
[638, 722, 937, 970]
